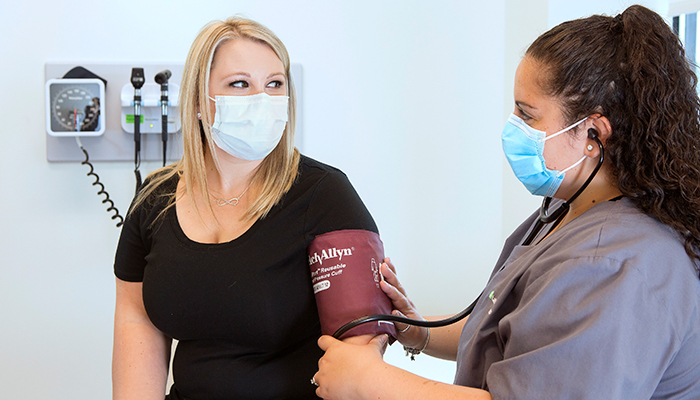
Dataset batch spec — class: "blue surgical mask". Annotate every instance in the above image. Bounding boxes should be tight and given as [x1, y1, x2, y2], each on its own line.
[502, 114, 588, 197]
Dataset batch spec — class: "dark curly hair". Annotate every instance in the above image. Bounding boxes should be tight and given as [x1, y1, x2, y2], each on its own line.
[526, 5, 700, 273]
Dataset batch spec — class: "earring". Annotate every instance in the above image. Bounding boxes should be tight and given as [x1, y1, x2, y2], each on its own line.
[587, 144, 594, 151]
[197, 112, 201, 119]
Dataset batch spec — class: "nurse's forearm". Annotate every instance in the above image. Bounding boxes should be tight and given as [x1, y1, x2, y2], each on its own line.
[360, 361, 490, 400]
[419, 315, 468, 361]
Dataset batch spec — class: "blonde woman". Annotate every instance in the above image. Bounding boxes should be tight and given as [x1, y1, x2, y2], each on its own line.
[112, 17, 377, 400]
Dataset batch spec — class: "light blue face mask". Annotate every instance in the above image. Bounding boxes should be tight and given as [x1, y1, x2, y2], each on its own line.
[502, 114, 588, 197]
[208, 93, 289, 161]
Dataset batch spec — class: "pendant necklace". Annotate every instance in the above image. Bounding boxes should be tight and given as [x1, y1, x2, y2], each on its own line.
[212, 183, 252, 206]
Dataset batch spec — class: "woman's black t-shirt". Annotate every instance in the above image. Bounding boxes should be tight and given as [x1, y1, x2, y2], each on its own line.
[114, 155, 378, 400]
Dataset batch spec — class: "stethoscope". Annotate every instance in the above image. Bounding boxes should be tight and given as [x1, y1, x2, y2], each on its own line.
[332, 128, 605, 339]
[520, 128, 605, 246]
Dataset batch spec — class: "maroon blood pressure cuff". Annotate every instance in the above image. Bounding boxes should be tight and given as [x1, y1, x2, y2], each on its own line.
[308, 229, 397, 340]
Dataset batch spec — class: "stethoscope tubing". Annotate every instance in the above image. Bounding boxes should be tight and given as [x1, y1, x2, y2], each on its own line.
[333, 131, 605, 339]
[332, 294, 480, 339]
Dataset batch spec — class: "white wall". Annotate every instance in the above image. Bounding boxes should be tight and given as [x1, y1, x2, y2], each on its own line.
[549, 0, 669, 25]
[0, 0, 504, 397]
[0, 0, 675, 398]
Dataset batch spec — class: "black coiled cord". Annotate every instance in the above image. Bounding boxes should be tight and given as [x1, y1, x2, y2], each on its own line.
[77, 139, 124, 228]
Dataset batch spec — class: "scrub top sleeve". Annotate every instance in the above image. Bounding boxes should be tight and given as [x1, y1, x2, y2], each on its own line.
[486, 256, 677, 400]
[304, 169, 378, 238]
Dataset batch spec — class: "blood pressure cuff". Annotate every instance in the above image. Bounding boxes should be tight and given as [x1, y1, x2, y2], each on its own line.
[308, 229, 397, 340]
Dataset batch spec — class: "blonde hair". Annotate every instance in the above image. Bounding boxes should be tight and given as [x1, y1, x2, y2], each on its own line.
[130, 16, 300, 224]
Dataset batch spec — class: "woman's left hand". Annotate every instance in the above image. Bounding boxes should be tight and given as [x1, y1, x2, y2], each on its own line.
[313, 334, 390, 400]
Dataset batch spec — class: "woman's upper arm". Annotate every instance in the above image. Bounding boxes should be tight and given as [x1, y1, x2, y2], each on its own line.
[113, 278, 171, 400]
[114, 277, 169, 351]
[115, 278, 148, 320]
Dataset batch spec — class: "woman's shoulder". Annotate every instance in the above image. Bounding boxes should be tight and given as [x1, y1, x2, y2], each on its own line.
[586, 198, 687, 257]
[285, 154, 377, 233]
[295, 155, 353, 189]
[142, 169, 178, 196]
[128, 169, 178, 219]
[575, 199, 699, 333]
[516, 199, 700, 329]
[554, 197, 698, 290]
[298, 154, 346, 177]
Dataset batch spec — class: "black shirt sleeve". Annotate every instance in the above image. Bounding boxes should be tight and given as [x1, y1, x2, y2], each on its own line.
[113, 176, 173, 282]
[302, 162, 378, 240]
[114, 203, 150, 282]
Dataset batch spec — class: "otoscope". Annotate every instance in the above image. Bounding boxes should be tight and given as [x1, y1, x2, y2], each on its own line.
[155, 69, 171, 167]
[130, 68, 145, 191]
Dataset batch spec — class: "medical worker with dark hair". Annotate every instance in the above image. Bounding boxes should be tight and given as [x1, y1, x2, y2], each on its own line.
[313, 5, 700, 399]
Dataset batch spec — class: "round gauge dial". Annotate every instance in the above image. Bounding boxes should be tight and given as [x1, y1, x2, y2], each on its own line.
[52, 85, 98, 130]
[45, 78, 105, 137]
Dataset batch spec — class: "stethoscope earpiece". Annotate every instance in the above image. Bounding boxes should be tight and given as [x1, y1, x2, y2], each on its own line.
[587, 128, 598, 151]
[522, 127, 606, 246]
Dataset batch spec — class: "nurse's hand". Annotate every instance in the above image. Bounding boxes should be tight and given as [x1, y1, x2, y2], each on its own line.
[380, 258, 427, 348]
[314, 334, 389, 400]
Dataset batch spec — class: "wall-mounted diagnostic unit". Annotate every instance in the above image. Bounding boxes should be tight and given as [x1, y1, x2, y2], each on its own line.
[44, 63, 185, 226]
[44, 62, 302, 227]
[45, 63, 185, 163]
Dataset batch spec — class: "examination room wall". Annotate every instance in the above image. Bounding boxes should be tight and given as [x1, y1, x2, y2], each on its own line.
[0, 0, 668, 399]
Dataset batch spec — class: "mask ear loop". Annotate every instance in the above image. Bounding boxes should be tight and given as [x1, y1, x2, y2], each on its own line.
[540, 116, 589, 143]
[522, 128, 604, 245]
[333, 130, 604, 338]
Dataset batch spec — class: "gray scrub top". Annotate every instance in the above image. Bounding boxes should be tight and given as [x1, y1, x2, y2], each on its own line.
[454, 198, 700, 399]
